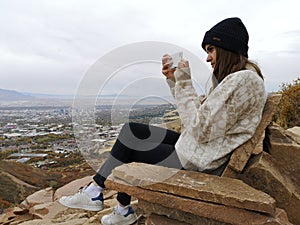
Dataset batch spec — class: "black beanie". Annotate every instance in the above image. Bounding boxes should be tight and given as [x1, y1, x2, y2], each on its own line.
[201, 17, 249, 58]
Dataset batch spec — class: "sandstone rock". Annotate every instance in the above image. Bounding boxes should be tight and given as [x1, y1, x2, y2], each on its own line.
[286, 192, 300, 225]
[51, 211, 89, 223]
[0, 208, 19, 225]
[20, 187, 53, 208]
[103, 198, 118, 209]
[0, 207, 32, 225]
[1, 175, 121, 225]
[17, 218, 89, 225]
[28, 201, 67, 220]
[110, 163, 276, 215]
[269, 123, 293, 144]
[103, 190, 117, 200]
[286, 126, 300, 144]
[270, 142, 300, 191]
[240, 152, 300, 225]
[29, 202, 50, 219]
[145, 213, 191, 225]
[106, 176, 291, 225]
[252, 133, 264, 155]
[54, 176, 93, 200]
[139, 200, 228, 225]
[12, 206, 29, 215]
[267, 123, 300, 191]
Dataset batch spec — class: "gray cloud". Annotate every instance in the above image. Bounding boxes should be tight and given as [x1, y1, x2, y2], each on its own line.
[1, 0, 300, 95]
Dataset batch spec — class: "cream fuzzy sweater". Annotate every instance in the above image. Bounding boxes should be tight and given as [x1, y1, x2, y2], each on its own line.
[166, 66, 267, 172]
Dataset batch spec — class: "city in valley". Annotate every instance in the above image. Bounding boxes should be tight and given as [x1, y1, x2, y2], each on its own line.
[0, 97, 178, 210]
[0, 100, 177, 169]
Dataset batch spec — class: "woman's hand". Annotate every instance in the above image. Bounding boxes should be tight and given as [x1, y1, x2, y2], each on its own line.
[178, 59, 189, 69]
[162, 54, 176, 81]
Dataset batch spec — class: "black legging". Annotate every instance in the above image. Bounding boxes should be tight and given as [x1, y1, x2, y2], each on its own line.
[93, 122, 182, 206]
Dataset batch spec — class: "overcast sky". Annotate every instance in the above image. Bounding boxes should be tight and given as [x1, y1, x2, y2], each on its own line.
[1, 0, 300, 96]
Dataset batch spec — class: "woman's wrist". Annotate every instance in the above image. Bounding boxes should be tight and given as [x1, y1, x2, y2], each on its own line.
[174, 67, 191, 81]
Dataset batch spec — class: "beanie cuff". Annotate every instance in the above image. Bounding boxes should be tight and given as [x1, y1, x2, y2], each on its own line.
[202, 30, 248, 57]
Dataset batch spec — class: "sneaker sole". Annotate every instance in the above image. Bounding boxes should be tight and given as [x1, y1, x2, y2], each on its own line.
[58, 198, 103, 211]
[101, 220, 137, 225]
[101, 215, 137, 225]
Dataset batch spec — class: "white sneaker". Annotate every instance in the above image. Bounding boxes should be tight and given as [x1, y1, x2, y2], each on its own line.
[59, 189, 104, 211]
[101, 206, 137, 225]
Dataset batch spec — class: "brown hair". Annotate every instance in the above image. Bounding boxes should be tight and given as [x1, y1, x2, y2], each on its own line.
[213, 47, 263, 83]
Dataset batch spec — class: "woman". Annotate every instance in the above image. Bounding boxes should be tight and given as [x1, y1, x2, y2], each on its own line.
[59, 17, 267, 225]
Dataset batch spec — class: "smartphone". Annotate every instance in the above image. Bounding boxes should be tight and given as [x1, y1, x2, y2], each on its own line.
[170, 52, 183, 69]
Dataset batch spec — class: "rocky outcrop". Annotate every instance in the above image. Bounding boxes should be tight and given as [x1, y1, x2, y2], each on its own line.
[237, 123, 300, 225]
[1, 124, 299, 224]
[106, 163, 291, 225]
[240, 152, 300, 225]
[268, 123, 300, 191]
[0, 176, 120, 225]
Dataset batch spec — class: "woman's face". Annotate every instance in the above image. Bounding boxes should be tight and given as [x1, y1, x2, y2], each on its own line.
[205, 44, 216, 69]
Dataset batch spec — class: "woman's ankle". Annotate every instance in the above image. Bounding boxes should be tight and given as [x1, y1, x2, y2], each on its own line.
[85, 182, 103, 198]
[117, 204, 129, 215]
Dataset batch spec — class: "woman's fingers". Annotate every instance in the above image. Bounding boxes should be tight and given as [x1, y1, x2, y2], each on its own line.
[178, 59, 189, 68]
[162, 61, 172, 69]
[162, 54, 171, 64]
[162, 54, 177, 80]
[162, 55, 173, 76]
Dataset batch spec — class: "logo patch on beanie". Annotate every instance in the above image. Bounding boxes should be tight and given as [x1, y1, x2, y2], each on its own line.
[213, 37, 221, 42]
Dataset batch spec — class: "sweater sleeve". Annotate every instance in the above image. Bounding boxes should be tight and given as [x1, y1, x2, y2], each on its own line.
[173, 66, 266, 144]
[166, 71, 204, 108]
[166, 78, 176, 98]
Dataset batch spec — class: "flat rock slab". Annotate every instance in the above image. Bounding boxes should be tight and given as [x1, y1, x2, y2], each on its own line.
[110, 162, 276, 215]
[145, 213, 192, 225]
[54, 176, 93, 200]
[21, 187, 53, 208]
[139, 200, 229, 225]
[106, 177, 291, 225]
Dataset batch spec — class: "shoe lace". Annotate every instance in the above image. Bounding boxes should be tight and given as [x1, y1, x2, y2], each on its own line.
[104, 206, 119, 221]
[69, 188, 84, 199]
[112, 206, 119, 215]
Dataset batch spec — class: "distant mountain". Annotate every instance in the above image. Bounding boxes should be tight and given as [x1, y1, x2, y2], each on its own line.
[23, 92, 74, 99]
[0, 88, 34, 101]
[0, 89, 75, 101]
[0, 88, 173, 102]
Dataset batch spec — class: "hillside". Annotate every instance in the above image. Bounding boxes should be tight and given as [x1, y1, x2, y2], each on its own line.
[0, 89, 34, 101]
[0, 160, 95, 210]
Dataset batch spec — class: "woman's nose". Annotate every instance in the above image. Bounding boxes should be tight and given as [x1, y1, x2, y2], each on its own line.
[206, 54, 211, 62]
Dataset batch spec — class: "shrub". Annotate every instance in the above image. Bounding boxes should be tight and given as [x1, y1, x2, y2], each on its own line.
[273, 78, 300, 128]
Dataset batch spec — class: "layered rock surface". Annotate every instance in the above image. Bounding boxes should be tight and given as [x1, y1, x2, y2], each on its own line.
[110, 162, 276, 215]
[238, 123, 300, 225]
[106, 163, 291, 225]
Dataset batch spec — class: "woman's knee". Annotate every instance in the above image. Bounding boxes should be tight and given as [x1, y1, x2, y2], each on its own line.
[120, 122, 149, 139]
